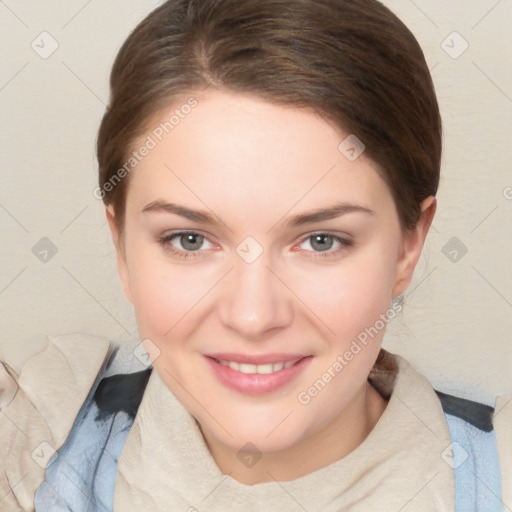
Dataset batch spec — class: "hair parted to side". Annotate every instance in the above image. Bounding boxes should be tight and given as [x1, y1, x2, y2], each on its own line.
[97, 0, 442, 233]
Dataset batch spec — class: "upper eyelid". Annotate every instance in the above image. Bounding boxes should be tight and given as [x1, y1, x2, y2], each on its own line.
[299, 231, 352, 241]
[163, 230, 216, 247]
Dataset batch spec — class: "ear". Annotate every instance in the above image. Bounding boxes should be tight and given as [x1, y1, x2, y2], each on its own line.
[105, 206, 133, 304]
[392, 196, 437, 297]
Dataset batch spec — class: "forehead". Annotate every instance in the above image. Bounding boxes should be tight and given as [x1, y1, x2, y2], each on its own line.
[125, 89, 394, 224]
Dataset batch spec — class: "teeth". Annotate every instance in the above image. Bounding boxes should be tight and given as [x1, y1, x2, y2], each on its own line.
[216, 358, 301, 374]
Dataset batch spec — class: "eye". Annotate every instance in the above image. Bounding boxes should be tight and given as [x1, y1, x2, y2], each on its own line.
[297, 232, 353, 258]
[158, 231, 214, 259]
[158, 230, 353, 261]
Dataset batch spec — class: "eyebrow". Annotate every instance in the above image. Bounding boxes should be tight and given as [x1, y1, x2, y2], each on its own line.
[141, 200, 375, 228]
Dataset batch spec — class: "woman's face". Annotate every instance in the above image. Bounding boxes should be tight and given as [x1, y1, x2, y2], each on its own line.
[108, 89, 432, 455]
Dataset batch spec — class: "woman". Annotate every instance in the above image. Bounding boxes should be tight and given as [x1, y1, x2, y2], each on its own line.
[0, 0, 509, 510]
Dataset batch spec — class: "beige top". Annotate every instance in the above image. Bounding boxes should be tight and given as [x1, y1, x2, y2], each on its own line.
[0, 333, 111, 511]
[1, 334, 510, 511]
[114, 353, 456, 511]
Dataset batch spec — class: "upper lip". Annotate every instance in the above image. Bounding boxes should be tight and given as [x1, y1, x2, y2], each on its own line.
[205, 353, 310, 365]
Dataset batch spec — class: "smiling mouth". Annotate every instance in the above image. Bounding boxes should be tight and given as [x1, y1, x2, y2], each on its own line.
[204, 355, 313, 394]
[211, 357, 303, 374]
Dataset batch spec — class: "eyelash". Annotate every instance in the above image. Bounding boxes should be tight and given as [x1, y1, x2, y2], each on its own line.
[157, 231, 353, 260]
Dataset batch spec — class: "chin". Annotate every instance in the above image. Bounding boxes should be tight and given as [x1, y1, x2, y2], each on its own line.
[200, 411, 313, 454]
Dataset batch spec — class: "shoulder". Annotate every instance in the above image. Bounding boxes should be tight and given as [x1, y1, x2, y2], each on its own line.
[494, 394, 512, 510]
[1, 332, 112, 438]
[374, 350, 495, 432]
[436, 392, 504, 511]
[0, 333, 113, 511]
[391, 352, 506, 509]
[434, 389, 494, 432]
[31, 337, 150, 510]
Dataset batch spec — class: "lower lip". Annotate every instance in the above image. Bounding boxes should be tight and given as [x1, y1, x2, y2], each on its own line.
[204, 355, 313, 395]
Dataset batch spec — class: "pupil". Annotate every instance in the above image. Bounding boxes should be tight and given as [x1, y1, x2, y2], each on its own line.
[312, 234, 332, 252]
[183, 234, 202, 251]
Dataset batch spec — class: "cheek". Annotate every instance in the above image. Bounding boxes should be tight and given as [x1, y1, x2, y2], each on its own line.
[293, 247, 398, 345]
[290, 249, 398, 429]
[126, 244, 214, 338]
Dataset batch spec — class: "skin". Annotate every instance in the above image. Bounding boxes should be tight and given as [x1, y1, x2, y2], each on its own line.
[106, 88, 436, 484]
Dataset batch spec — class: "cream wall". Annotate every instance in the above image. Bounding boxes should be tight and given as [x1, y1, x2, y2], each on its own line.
[1, 0, 511, 405]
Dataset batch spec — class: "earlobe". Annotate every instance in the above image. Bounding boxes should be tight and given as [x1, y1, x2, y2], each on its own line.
[105, 206, 133, 304]
[105, 206, 121, 252]
[392, 196, 437, 298]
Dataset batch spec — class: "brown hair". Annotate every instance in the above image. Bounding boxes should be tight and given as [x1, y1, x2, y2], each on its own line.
[97, 0, 442, 234]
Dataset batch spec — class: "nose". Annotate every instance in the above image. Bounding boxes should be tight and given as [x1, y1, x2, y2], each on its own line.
[217, 250, 294, 341]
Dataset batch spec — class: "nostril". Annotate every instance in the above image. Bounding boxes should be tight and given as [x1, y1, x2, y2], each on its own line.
[0, 362, 19, 410]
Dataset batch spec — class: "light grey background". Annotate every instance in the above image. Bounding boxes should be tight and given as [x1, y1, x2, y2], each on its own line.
[1, 0, 511, 405]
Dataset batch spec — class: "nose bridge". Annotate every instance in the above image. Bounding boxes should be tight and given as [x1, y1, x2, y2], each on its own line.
[218, 247, 293, 339]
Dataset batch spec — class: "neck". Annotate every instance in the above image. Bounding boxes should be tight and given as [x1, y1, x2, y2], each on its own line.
[200, 381, 388, 485]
